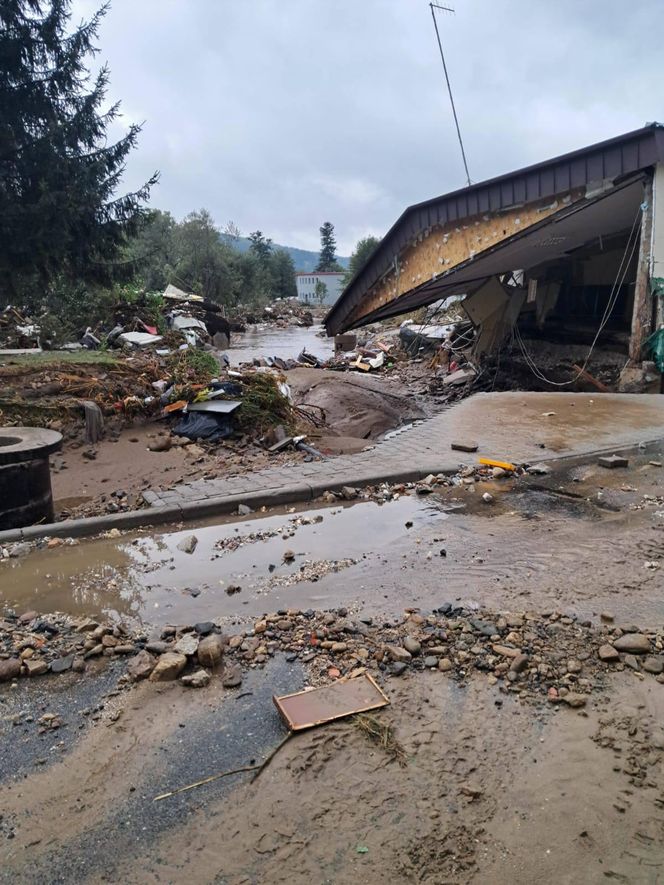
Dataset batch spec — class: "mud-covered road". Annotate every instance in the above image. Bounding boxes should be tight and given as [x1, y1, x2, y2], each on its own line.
[1, 443, 664, 884]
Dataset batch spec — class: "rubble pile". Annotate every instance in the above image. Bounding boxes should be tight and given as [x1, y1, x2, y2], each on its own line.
[253, 299, 314, 328]
[3, 603, 664, 707]
[0, 306, 42, 350]
[0, 349, 301, 448]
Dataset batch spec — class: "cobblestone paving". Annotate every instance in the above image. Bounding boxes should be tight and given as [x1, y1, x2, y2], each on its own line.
[145, 392, 664, 509]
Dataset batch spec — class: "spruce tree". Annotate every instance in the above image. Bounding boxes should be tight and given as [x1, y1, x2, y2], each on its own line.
[316, 221, 342, 272]
[0, 0, 157, 300]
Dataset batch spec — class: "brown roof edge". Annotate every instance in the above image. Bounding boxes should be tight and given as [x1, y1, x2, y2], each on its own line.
[325, 122, 664, 336]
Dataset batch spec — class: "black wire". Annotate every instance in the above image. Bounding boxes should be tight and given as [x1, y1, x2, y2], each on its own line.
[429, 3, 471, 187]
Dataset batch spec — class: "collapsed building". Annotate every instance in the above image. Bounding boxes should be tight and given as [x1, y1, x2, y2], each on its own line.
[326, 124, 664, 391]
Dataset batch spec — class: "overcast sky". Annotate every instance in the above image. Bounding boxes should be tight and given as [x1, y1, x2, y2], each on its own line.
[71, 0, 664, 254]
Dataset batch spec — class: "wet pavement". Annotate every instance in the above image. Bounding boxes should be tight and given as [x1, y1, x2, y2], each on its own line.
[226, 323, 333, 365]
[145, 391, 664, 511]
[4, 442, 664, 629]
[2, 444, 664, 884]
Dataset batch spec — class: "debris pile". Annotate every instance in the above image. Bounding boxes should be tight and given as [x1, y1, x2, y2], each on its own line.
[0, 349, 305, 452]
[0, 306, 42, 351]
[3, 603, 663, 708]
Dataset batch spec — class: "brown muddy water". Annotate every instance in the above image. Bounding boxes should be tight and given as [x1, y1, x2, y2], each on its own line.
[227, 323, 333, 365]
[4, 444, 663, 629]
[0, 496, 446, 626]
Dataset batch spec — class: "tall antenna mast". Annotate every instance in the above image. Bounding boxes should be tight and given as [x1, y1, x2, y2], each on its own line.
[429, 2, 471, 187]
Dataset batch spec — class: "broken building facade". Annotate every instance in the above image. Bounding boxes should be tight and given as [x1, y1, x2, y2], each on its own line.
[326, 124, 664, 390]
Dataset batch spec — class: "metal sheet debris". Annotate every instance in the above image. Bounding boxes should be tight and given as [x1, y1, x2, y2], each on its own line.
[273, 673, 389, 732]
[187, 400, 242, 414]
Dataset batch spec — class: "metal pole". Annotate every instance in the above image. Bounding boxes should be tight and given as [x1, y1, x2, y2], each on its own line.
[429, 3, 471, 187]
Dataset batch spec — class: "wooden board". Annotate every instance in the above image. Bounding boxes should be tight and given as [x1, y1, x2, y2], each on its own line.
[273, 673, 389, 732]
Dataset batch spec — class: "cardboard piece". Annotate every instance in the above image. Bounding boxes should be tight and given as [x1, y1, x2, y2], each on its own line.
[273, 673, 389, 732]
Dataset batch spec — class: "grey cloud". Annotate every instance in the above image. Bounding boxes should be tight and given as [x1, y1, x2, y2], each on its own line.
[71, 0, 664, 252]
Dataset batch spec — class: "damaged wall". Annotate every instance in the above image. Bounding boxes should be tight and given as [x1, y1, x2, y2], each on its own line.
[342, 189, 585, 330]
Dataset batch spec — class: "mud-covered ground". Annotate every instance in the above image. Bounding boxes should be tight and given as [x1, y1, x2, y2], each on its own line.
[1, 444, 664, 884]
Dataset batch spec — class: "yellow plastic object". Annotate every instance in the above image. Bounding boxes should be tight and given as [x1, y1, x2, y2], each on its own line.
[479, 457, 516, 471]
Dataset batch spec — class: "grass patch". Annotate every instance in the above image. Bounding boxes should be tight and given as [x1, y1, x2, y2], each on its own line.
[0, 350, 119, 369]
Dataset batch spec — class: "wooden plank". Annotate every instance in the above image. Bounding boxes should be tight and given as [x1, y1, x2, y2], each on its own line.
[572, 364, 610, 392]
[273, 673, 389, 732]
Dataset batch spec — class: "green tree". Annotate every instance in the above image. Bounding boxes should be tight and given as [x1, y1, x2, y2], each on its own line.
[128, 210, 177, 292]
[172, 209, 235, 304]
[314, 279, 328, 306]
[316, 222, 342, 272]
[0, 0, 157, 301]
[345, 235, 381, 284]
[248, 230, 273, 264]
[269, 249, 297, 300]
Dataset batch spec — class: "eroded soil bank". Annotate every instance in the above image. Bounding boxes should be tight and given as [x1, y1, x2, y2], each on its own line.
[1, 444, 663, 884]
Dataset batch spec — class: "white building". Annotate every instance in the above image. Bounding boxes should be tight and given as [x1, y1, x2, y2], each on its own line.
[296, 271, 345, 307]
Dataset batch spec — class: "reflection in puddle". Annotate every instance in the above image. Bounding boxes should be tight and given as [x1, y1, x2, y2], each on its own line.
[1, 462, 627, 630]
[1, 498, 447, 626]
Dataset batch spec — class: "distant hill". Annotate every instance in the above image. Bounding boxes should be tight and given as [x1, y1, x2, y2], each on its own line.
[220, 235, 349, 272]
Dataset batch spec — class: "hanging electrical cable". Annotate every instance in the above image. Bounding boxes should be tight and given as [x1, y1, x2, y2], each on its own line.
[512, 204, 643, 387]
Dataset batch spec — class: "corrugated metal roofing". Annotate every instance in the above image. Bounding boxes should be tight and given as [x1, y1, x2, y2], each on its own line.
[325, 123, 664, 335]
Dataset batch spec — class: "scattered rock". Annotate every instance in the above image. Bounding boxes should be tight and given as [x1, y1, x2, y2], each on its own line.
[390, 661, 408, 676]
[598, 644, 620, 663]
[613, 633, 651, 654]
[174, 633, 199, 657]
[403, 636, 421, 656]
[385, 645, 412, 663]
[451, 441, 478, 453]
[0, 659, 21, 682]
[181, 669, 211, 688]
[598, 454, 629, 469]
[127, 650, 156, 681]
[423, 656, 438, 668]
[177, 535, 198, 555]
[148, 436, 171, 452]
[438, 658, 454, 672]
[643, 656, 664, 675]
[50, 655, 74, 674]
[197, 634, 225, 669]
[623, 654, 640, 671]
[24, 659, 48, 677]
[460, 783, 484, 799]
[237, 504, 253, 516]
[562, 693, 588, 708]
[222, 665, 243, 688]
[149, 652, 187, 682]
[510, 654, 529, 674]
[194, 622, 215, 636]
[526, 464, 551, 475]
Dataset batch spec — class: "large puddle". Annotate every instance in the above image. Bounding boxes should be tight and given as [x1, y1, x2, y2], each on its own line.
[1, 497, 446, 627]
[227, 323, 333, 365]
[3, 445, 662, 628]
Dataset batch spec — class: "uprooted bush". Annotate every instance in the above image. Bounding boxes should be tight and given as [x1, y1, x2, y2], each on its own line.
[167, 348, 220, 386]
[236, 372, 295, 437]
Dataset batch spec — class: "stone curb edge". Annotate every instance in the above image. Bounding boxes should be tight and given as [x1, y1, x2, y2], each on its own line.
[0, 464, 460, 544]
[1, 435, 661, 546]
